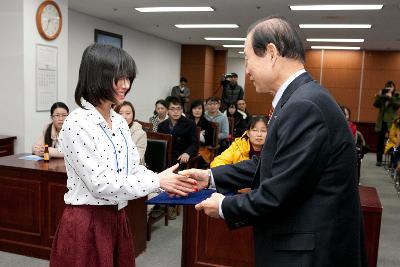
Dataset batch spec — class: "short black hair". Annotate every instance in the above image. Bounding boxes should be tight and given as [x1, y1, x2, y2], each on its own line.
[75, 43, 137, 108]
[189, 99, 205, 120]
[168, 96, 183, 108]
[180, 77, 188, 83]
[153, 99, 169, 115]
[50, 102, 69, 115]
[155, 99, 169, 108]
[248, 16, 305, 63]
[230, 72, 238, 78]
[206, 96, 220, 103]
[385, 80, 396, 89]
[247, 115, 269, 130]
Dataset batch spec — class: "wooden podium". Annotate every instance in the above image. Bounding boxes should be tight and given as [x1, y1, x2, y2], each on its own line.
[0, 154, 147, 259]
[181, 185, 382, 267]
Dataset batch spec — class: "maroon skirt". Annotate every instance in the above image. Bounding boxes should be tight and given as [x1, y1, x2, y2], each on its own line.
[50, 205, 135, 267]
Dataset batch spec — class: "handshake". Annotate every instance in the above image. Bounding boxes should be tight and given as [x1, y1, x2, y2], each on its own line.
[157, 165, 224, 218]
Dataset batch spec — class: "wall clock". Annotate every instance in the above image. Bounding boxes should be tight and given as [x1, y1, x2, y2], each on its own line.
[36, 1, 62, 40]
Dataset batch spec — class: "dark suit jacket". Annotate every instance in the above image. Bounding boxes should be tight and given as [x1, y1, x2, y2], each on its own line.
[158, 116, 198, 163]
[212, 72, 367, 267]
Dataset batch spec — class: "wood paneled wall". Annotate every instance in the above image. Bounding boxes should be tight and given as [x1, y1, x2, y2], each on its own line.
[244, 50, 400, 122]
[181, 45, 227, 103]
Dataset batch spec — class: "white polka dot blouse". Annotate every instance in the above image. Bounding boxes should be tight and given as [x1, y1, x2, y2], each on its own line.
[58, 99, 159, 210]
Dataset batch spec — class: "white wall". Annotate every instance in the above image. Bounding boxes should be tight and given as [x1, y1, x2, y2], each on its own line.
[227, 57, 246, 91]
[23, 0, 69, 153]
[68, 10, 181, 122]
[0, 0, 24, 152]
[0, 0, 68, 153]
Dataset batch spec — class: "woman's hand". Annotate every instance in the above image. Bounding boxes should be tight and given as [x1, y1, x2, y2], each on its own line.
[179, 168, 210, 191]
[32, 145, 45, 156]
[158, 164, 197, 196]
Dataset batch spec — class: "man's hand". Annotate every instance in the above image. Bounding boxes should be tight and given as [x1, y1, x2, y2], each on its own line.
[195, 193, 225, 218]
[177, 153, 190, 163]
[158, 164, 197, 196]
[179, 168, 209, 190]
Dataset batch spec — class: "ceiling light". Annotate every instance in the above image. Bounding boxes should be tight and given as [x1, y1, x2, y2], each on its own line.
[290, 5, 383, 11]
[223, 45, 245, 48]
[311, 46, 361, 50]
[204, 37, 246, 41]
[300, 24, 371, 29]
[175, 24, 239, 28]
[307, 38, 364, 42]
[135, 7, 214, 12]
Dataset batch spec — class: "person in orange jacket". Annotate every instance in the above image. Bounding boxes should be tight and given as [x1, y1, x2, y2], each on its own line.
[211, 116, 268, 167]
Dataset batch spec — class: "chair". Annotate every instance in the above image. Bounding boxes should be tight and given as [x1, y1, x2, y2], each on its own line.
[187, 127, 202, 169]
[228, 117, 235, 143]
[206, 122, 220, 162]
[136, 120, 153, 132]
[144, 132, 172, 241]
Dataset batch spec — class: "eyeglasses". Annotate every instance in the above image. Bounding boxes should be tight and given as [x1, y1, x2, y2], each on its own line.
[250, 128, 267, 134]
[207, 102, 219, 105]
[52, 114, 68, 119]
[169, 107, 182, 112]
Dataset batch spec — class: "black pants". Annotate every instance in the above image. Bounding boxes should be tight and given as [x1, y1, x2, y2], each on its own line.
[376, 122, 388, 163]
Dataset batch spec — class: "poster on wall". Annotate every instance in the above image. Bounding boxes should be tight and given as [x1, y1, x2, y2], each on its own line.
[94, 29, 123, 48]
[36, 44, 58, 111]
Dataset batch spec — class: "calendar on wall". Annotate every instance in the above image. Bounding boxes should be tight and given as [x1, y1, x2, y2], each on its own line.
[36, 44, 58, 111]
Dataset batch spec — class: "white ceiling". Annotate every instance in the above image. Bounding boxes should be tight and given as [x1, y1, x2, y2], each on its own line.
[68, 0, 400, 57]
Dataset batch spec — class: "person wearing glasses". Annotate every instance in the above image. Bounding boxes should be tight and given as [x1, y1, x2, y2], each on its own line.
[204, 96, 229, 154]
[210, 116, 267, 168]
[157, 97, 198, 219]
[158, 96, 198, 168]
[32, 102, 69, 158]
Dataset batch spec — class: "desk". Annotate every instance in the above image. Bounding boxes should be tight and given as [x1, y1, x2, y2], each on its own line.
[0, 154, 147, 260]
[181, 185, 382, 267]
[0, 135, 16, 157]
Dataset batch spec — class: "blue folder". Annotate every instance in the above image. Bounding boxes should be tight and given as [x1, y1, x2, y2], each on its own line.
[145, 189, 220, 205]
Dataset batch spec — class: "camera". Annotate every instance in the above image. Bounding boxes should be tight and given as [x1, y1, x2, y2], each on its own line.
[220, 73, 232, 87]
[381, 88, 389, 95]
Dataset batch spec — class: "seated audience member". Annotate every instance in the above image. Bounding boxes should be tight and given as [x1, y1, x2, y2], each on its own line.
[211, 116, 268, 167]
[341, 105, 357, 140]
[237, 99, 252, 123]
[115, 101, 147, 164]
[204, 96, 229, 153]
[158, 97, 198, 165]
[384, 115, 400, 169]
[32, 102, 69, 158]
[149, 99, 168, 132]
[157, 97, 198, 219]
[225, 103, 248, 139]
[189, 99, 214, 167]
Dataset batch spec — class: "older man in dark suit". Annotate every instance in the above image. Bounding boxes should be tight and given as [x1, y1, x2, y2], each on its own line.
[180, 16, 367, 267]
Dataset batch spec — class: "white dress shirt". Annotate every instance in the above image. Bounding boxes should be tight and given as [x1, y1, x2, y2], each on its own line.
[58, 99, 159, 210]
[271, 69, 306, 109]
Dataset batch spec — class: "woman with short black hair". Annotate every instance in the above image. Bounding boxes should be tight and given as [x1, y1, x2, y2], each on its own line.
[50, 43, 196, 267]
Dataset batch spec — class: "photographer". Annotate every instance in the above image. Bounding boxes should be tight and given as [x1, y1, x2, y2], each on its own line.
[374, 80, 400, 166]
[221, 72, 244, 111]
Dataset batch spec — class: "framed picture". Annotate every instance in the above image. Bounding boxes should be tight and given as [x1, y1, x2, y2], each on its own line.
[94, 29, 123, 48]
